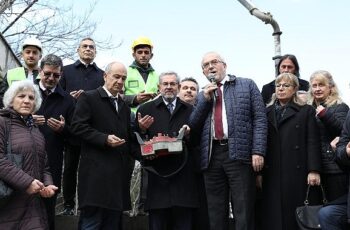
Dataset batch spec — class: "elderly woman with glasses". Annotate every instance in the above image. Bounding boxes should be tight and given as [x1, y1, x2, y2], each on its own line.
[260, 73, 322, 230]
[0, 80, 57, 229]
[308, 70, 349, 202]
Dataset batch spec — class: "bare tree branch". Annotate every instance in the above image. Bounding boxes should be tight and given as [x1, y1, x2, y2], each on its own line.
[0, 0, 122, 60]
[0, 0, 16, 14]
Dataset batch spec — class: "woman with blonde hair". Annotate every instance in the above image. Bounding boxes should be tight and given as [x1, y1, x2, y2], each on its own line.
[308, 70, 349, 202]
[261, 73, 322, 230]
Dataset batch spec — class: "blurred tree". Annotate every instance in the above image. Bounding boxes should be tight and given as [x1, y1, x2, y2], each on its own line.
[0, 0, 121, 60]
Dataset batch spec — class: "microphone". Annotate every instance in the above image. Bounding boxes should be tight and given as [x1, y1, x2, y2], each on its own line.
[208, 74, 218, 98]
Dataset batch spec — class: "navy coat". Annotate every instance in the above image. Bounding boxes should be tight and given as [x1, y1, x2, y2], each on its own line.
[35, 85, 75, 190]
[189, 75, 267, 170]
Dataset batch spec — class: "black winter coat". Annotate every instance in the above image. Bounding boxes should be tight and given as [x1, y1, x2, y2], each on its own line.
[71, 87, 135, 211]
[136, 97, 198, 210]
[36, 85, 75, 190]
[315, 102, 348, 173]
[261, 102, 322, 230]
[336, 111, 350, 224]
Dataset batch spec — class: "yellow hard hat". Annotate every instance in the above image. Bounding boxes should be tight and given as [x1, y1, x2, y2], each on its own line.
[131, 36, 153, 50]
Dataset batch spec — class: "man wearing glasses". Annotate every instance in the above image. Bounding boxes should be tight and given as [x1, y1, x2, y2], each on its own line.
[136, 72, 198, 229]
[189, 52, 267, 230]
[33, 54, 75, 229]
[59, 37, 104, 216]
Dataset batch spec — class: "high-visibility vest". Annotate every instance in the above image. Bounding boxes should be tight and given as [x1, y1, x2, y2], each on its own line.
[125, 67, 158, 96]
[6, 67, 40, 86]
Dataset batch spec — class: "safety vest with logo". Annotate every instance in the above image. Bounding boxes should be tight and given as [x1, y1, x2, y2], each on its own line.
[125, 67, 158, 112]
[125, 67, 158, 95]
[6, 67, 40, 86]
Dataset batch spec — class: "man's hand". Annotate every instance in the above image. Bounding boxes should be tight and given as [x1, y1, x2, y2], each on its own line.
[307, 171, 321, 186]
[135, 90, 157, 104]
[202, 82, 218, 101]
[252, 154, 264, 172]
[47, 115, 65, 132]
[32, 114, 46, 126]
[106, 135, 125, 147]
[346, 141, 350, 157]
[70, 89, 84, 99]
[39, 185, 58, 198]
[138, 113, 154, 132]
[179, 124, 190, 136]
[330, 136, 339, 152]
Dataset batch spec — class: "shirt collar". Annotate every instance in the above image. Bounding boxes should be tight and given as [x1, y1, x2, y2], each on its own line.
[39, 81, 56, 93]
[162, 97, 177, 107]
[79, 59, 95, 67]
[102, 86, 118, 98]
[219, 75, 230, 85]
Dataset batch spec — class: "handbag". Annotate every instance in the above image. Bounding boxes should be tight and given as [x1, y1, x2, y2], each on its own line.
[295, 184, 328, 230]
[0, 118, 23, 208]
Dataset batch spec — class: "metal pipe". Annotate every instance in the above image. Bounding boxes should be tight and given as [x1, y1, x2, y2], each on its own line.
[237, 0, 282, 75]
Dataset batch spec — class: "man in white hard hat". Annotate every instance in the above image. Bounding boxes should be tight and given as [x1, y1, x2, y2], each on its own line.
[0, 37, 43, 107]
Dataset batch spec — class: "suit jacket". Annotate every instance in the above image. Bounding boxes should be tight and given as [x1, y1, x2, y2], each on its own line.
[136, 96, 198, 210]
[71, 87, 135, 211]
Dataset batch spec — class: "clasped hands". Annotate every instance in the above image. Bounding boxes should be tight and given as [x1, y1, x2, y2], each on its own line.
[26, 179, 58, 198]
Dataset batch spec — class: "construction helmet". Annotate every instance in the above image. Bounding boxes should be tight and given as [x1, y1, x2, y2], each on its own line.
[131, 36, 153, 51]
[22, 37, 42, 51]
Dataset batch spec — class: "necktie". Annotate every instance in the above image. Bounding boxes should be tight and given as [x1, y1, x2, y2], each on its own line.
[45, 89, 51, 96]
[110, 97, 118, 112]
[167, 103, 174, 114]
[214, 83, 224, 140]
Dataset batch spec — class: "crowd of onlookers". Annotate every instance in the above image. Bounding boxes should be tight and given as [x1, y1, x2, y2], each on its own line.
[0, 36, 349, 230]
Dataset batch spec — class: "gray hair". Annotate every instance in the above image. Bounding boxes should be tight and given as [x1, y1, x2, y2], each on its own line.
[201, 51, 226, 67]
[40, 54, 63, 70]
[159, 71, 180, 84]
[3, 80, 42, 113]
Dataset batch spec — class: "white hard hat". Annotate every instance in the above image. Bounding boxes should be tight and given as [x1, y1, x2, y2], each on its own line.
[22, 37, 42, 51]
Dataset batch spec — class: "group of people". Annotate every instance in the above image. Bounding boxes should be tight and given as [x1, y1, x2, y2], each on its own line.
[0, 35, 349, 230]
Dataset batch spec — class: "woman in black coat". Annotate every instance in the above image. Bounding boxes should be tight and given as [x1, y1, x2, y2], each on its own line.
[308, 70, 349, 201]
[261, 73, 322, 230]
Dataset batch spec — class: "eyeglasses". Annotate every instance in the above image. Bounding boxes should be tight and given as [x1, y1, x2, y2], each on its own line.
[275, 83, 292, 89]
[42, 71, 61, 79]
[202, 59, 224, 69]
[80, 44, 95, 50]
[161, 82, 178, 87]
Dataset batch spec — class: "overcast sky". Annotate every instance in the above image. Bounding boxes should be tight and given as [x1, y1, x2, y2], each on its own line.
[62, 0, 350, 103]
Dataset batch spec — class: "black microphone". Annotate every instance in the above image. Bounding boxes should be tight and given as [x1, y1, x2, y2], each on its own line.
[208, 74, 218, 98]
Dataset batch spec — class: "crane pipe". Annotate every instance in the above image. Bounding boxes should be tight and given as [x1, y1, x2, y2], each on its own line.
[237, 0, 282, 75]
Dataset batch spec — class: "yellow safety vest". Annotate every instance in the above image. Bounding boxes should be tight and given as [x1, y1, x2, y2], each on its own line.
[6, 67, 40, 86]
[125, 67, 158, 95]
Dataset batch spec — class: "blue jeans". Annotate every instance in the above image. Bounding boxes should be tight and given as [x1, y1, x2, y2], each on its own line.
[318, 204, 347, 230]
[78, 206, 122, 230]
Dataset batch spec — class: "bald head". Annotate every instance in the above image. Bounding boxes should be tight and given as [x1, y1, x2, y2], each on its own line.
[104, 61, 127, 96]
